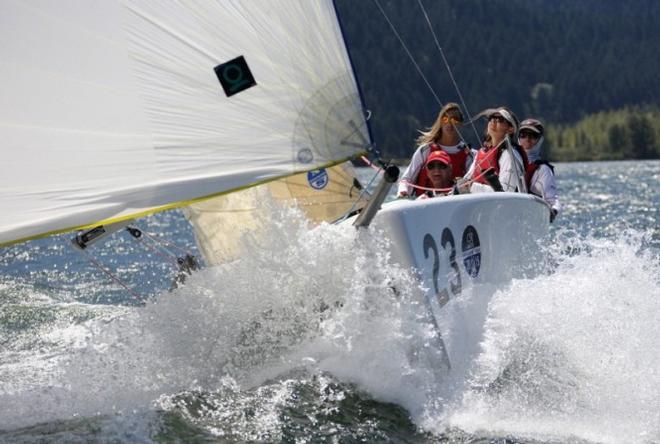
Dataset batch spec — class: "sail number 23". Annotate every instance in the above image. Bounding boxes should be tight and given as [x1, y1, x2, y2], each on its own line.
[422, 225, 481, 307]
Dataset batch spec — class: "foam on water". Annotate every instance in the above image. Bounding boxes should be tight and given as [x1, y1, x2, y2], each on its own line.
[0, 202, 439, 436]
[436, 231, 660, 443]
[1, 199, 659, 443]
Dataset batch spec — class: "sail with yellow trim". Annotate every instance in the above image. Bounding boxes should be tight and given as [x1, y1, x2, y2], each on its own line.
[185, 162, 368, 266]
[0, 1, 371, 248]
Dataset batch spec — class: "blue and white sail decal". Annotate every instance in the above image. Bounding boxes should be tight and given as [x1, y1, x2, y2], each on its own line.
[0, 1, 371, 246]
[307, 169, 330, 190]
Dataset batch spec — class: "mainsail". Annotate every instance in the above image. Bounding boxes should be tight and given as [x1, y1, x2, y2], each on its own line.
[0, 1, 371, 247]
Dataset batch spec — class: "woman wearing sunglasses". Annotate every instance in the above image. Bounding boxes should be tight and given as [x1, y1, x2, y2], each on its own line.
[518, 118, 561, 221]
[396, 102, 476, 198]
[462, 107, 527, 193]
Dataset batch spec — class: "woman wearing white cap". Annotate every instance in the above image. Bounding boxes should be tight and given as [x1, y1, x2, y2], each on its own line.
[518, 118, 561, 221]
[462, 106, 527, 193]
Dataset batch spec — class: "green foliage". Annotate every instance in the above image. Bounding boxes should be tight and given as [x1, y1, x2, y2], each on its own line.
[334, 0, 660, 161]
[546, 107, 660, 161]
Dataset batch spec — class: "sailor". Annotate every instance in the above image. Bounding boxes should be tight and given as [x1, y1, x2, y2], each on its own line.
[518, 118, 561, 221]
[397, 103, 476, 198]
[462, 107, 527, 193]
[416, 150, 454, 199]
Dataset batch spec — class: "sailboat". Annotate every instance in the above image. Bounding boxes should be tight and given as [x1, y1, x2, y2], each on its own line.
[1, 1, 550, 374]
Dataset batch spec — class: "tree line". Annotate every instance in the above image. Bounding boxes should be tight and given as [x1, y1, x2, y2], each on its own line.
[546, 107, 660, 161]
[334, 0, 660, 161]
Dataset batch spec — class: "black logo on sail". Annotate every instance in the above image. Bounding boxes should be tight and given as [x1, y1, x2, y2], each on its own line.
[214, 56, 256, 97]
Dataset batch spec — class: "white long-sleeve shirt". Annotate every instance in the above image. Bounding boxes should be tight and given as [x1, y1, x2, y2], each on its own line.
[524, 140, 561, 215]
[463, 145, 525, 192]
[528, 164, 561, 214]
[397, 142, 474, 196]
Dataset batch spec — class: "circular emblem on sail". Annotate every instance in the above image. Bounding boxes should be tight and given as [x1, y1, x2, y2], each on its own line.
[307, 169, 329, 190]
[297, 148, 314, 164]
[292, 74, 368, 166]
[461, 225, 481, 278]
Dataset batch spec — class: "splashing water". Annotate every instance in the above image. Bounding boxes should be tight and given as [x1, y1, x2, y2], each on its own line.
[0, 201, 444, 438]
[1, 162, 659, 443]
[438, 231, 660, 443]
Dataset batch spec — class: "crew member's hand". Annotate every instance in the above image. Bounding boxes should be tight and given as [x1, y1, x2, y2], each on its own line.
[396, 191, 409, 199]
[457, 180, 471, 194]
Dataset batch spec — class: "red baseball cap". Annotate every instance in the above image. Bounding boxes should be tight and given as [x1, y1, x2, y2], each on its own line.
[425, 150, 452, 167]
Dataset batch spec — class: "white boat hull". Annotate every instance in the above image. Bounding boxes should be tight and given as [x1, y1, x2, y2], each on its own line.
[370, 192, 550, 370]
[374, 193, 549, 288]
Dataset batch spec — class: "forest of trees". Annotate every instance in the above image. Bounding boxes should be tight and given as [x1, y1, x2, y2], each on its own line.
[334, 0, 660, 161]
[547, 107, 660, 161]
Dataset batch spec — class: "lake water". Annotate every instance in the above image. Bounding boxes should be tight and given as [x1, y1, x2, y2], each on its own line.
[1, 160, 658, 443]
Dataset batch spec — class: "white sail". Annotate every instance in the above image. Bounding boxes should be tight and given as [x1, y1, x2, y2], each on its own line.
[0, 1, 371, 246]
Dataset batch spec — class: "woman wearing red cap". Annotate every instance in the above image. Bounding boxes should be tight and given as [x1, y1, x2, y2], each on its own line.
[397, 103, 476, 198]
[417, 150, 454, 199]
[518, 118, 561, 221]
[462, 107, 527, 193]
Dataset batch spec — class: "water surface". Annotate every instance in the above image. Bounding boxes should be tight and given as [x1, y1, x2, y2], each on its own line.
[1, 160, 658, 443]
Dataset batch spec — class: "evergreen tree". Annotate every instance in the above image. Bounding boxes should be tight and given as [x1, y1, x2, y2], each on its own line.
[333, 0, 660, 160]
[627, 115, 657, 159]
[608, 124, 628, 154]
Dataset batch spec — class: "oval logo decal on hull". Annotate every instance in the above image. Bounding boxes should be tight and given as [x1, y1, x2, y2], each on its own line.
[462, 225, 481, 278]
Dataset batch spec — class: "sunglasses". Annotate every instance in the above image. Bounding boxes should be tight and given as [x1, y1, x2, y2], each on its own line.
[441, 115, 463, 125]
[427, 161, 449, 170]
[489, 115, 508, 124]
[519, 131, 540, 139]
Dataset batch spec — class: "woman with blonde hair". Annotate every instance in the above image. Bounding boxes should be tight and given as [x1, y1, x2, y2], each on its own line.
[396, 102, 476, 198]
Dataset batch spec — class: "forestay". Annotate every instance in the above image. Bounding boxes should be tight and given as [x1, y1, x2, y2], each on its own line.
[0, 1, 371, 246]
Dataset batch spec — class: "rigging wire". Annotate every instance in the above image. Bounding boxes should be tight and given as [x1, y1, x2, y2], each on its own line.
[73, 225, 199, 301]
[342, 0, 489, 214]
[372, 0, 475, 147]
[126, 227, 179, 265]
[367, 1, 542, 199]
[127, 225, 192, 260]
[336, 156, 383, 223]
[416, 0, 482, 143]
[126, 226, 200, 288]
[76, 247, 142, 301]
[371, 0, 443, 107]
[361, 155, 445, 195]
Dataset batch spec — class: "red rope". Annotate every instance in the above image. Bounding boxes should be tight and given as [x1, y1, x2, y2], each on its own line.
[78, 248, 142, 301]
[399, 179, 454, 194]
[360, 155, 383, 173]
[133, 228, 190, 256]
[361, 155, 491, 195]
